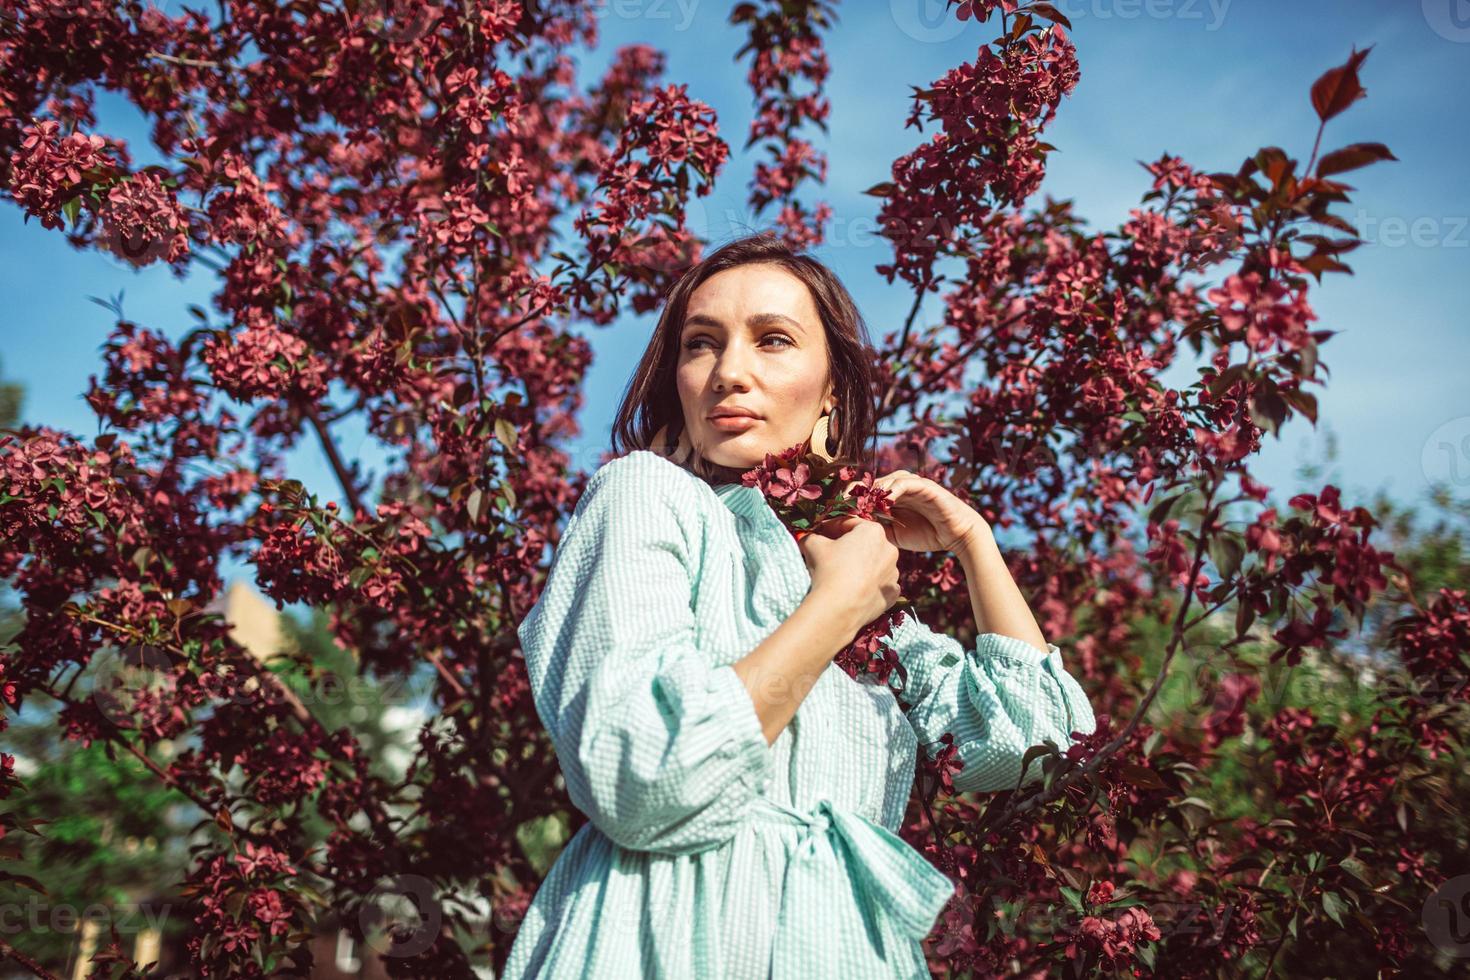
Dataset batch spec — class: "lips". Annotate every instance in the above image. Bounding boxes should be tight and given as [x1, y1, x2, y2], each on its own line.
[708, 407, 762, 420]
[708, 410, 762, 432]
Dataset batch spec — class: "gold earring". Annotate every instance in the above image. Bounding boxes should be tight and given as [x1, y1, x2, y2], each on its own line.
[809, 407, 837, 462]
[651, 423, 693, 465]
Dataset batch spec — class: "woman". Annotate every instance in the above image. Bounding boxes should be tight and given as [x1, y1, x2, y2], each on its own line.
[502, 233, 1096, 979]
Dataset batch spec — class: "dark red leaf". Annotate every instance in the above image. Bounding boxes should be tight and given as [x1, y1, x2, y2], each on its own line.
[1316, 142, 1398, 177]
[1029, 2, 1073, 29]
[1310, 46, 1372, 123]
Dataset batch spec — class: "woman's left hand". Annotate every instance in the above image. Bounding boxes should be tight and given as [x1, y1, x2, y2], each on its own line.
[844, 470, 989, 554]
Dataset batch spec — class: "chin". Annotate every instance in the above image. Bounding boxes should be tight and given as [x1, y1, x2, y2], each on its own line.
[701, 439, 765, 471]
[703, 450, 756, 470]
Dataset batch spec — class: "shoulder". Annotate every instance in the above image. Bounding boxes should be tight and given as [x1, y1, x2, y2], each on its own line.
[575, 449, 713, 525]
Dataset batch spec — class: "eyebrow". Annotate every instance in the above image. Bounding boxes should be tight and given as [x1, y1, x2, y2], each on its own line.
[681, 312, 806, 335]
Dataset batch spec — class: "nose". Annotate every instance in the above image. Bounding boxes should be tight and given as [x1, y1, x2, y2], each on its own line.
[711, 339, 754, 392]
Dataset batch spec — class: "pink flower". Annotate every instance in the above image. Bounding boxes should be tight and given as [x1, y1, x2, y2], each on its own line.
[1074, 907, 1162, 966]
[1206, 271, 1318, 355]
[1086, 879, 1116, 906]
[767, 462, 822, 505]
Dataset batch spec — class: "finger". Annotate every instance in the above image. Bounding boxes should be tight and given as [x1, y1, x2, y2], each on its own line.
[816, 515, 861, 538]
[883, 476, 940, 510]
[878, 478, 909, 506]
[868, 523, 899, 550]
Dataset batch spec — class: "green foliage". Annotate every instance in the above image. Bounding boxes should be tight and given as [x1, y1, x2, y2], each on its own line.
[0, 706, 188, 965]
[0, 352, 22, 430]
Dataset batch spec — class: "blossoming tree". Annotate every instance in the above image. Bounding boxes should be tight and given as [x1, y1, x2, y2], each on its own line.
[2, 0, 1466, 976]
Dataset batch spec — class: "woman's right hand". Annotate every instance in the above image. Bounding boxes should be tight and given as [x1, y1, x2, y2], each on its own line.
[797, 516, 902, 638]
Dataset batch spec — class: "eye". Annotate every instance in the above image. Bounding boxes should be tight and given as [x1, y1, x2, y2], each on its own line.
[682, 334, 794, 351]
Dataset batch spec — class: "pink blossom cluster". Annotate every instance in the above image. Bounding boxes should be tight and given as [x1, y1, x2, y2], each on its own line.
[733, 0, 835, 248]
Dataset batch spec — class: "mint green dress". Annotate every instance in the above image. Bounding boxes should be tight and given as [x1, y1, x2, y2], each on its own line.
[502, 450, 1095, 979]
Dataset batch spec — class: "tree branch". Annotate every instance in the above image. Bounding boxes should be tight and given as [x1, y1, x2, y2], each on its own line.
[989, 486, 1221, 826]
[0, 939, 62, 980]
[300, 399, 367, 517]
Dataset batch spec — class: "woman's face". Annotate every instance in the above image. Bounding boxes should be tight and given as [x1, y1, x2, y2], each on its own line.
[675, 262, 835, 479]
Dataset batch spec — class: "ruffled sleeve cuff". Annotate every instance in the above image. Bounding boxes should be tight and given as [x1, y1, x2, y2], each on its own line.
[881, 615, 1098, 793]
[971, 632, 1097, 743]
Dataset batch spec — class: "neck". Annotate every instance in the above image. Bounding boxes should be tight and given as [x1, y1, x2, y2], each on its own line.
[707, 461, 748, 485]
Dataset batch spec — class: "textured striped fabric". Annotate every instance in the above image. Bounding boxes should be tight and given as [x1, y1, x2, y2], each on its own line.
[501, 450, 1096, 979]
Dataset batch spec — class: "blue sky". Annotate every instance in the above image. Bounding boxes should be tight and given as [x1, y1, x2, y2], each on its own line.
[4, 0, 1467, 589]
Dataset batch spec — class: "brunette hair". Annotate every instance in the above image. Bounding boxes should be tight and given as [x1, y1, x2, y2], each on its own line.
[610, 231, 879, 485]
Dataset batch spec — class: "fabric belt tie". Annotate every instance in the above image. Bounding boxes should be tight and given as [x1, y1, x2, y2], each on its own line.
[750, 797, 954, 977]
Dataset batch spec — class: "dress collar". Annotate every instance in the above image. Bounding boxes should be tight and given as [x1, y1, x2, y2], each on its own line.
[712, 481, 770, 521]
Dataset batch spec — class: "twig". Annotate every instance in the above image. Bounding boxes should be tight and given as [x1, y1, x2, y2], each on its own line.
[145, 50, 227, 70]
[300, 400, 366, 517]
[0, 939, 61, 980]
[877, 306, 1029, 420]
[426, 648, 468, 700]
[33, 682, 344, 880]
[990, 488, 1220, 826]
[893, 278, 930, 360]
[66, 610, 400, 845]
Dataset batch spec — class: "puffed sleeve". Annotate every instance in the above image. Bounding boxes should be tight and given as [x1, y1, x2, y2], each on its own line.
[516, 450, 774, 856]
[880, 608, 1096, 794]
